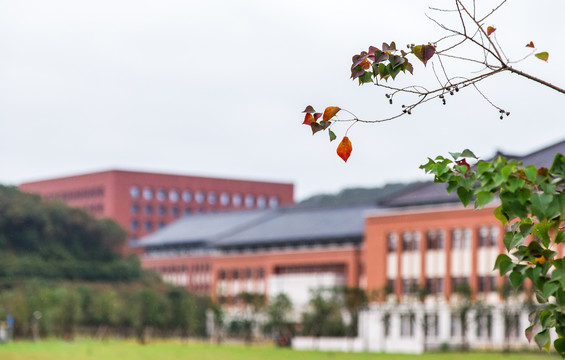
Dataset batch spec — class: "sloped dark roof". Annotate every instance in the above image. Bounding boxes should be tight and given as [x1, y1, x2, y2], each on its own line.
[135, 209, 275, 247]
[212, 205, 376, 248]
[379, 139, 565, 208]
[135, 205, 378, 249]
[513, 139, 565, 168]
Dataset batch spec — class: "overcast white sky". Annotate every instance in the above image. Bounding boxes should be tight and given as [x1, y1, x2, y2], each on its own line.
[1, 1, 564, 200]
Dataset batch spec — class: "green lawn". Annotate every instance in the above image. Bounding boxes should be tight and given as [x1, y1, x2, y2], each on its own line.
[0, 340, 558, 360]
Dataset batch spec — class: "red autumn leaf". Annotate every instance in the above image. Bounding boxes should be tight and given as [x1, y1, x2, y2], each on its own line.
[322, 106, 341, 121]
[303, 113, 314, 125]
[487, 26, 496, 36]
[313, 113, 322, 121]
[412, 45, 436, 66]
[455, 159, 470, 173]
[336, 136, 352, 162]
[526, 41, 535, 48]
[302, 105, 316, 113]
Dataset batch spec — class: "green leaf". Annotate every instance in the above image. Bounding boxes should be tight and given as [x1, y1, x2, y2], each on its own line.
[556, 231, 565, 244]
[377, 63, 389, 80]
[509, 270, 524, 289]
[503, 232, 524, 251]
[540, 310, 554, 328]
[554, 338, 565, 358]
[518, 218, 534, 236]
[530, 193, 560, 220]
[475, 191, 494, 209]
[477, 161, 491, 175]
[551, 268, 565, 288]
[389, 54, 405, 68]
[550, 153, 565, 176]
[449, 151, 462, 160]
[358, 71, 373, 84]
[535, 51, 549, 62]
[460, 149, 477, 158]
[493, 205, 508, 225]
[386, 63, 401, 80]
[506, 177, 525, 193]
[524, 165, 538, 182]
[534, 329, 550, 352]
[543, 281, 560, 298]
[457, 187, 473, 207]
[493, 254, 515, 275]
[533, 222, 551, 247]
[501, 165, 513, 180]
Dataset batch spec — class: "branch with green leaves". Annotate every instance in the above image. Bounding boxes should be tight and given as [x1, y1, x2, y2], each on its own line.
[421, 150, 565, 356]
[302, 0, 563, 163]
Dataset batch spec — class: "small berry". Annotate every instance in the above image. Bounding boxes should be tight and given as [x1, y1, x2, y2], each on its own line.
[389, 99, 393, 105]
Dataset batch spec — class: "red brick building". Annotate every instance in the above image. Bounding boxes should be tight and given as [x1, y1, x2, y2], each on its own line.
[20, 170, 294, 251]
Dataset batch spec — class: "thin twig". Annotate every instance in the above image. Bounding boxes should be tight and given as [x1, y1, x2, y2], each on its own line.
[456, 0, 506, 66]
[478, 0, 507, 22]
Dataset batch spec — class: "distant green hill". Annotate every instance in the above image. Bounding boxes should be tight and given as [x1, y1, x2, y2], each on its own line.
[0, 185, 139, 281]
[299, 183, 414, 207]
[0, 185, 212, 341]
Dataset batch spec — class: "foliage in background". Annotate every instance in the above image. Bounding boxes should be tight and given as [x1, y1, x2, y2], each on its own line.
[0, 185, 138, 281]
[0, 185, 212, 341]
[422, 151, 565, 355]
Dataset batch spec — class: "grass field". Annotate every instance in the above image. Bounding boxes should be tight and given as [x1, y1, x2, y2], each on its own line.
[0, 340, 559, 360]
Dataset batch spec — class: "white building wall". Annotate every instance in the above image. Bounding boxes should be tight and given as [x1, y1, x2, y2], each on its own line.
[477, 248, 499, 275]
[387, 253, 397, 278]
[294, 302, 536, 354]
[267, 272, 346, 313]
[401, 252, 420, 279]
[425, 250, 446, 277]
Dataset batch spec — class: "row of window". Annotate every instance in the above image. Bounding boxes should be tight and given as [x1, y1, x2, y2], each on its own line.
[46, 187, 105, 201]
[131, 220, 167, 231]
[385, 312, 520, 339]
[81, 203, 104, 214]
[129, 186, 279, 209]
[387, 226, 499, 253]
[131, 203, 206, 216]
[388, 275, 498, 295]
[217, 267, 265, 280]
[150, 264, 210, 273]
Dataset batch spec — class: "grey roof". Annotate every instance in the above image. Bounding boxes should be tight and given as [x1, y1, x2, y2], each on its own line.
[135, 209, 275, 247]
[135, 205, 376, 249]
[212, 205, 375, 248]
[380, 139, 565, 208]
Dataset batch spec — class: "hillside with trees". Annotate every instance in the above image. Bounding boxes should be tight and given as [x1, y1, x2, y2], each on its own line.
[0, 185, 212, 341]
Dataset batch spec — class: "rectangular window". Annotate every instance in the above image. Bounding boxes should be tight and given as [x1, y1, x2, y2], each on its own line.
[402, 232, 412, 252]
[478, 276, 486, 293]
[383, 313, 391, 337]
[386, 279, 395, 295]
[490, 276, 497, 292]
[400, 314, 415, 337]
[425, 313, 440, 338]
[387, 233, 397, 252]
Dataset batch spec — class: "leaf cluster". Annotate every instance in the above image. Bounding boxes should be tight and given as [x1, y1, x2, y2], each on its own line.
[421, 151, 565, 356]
